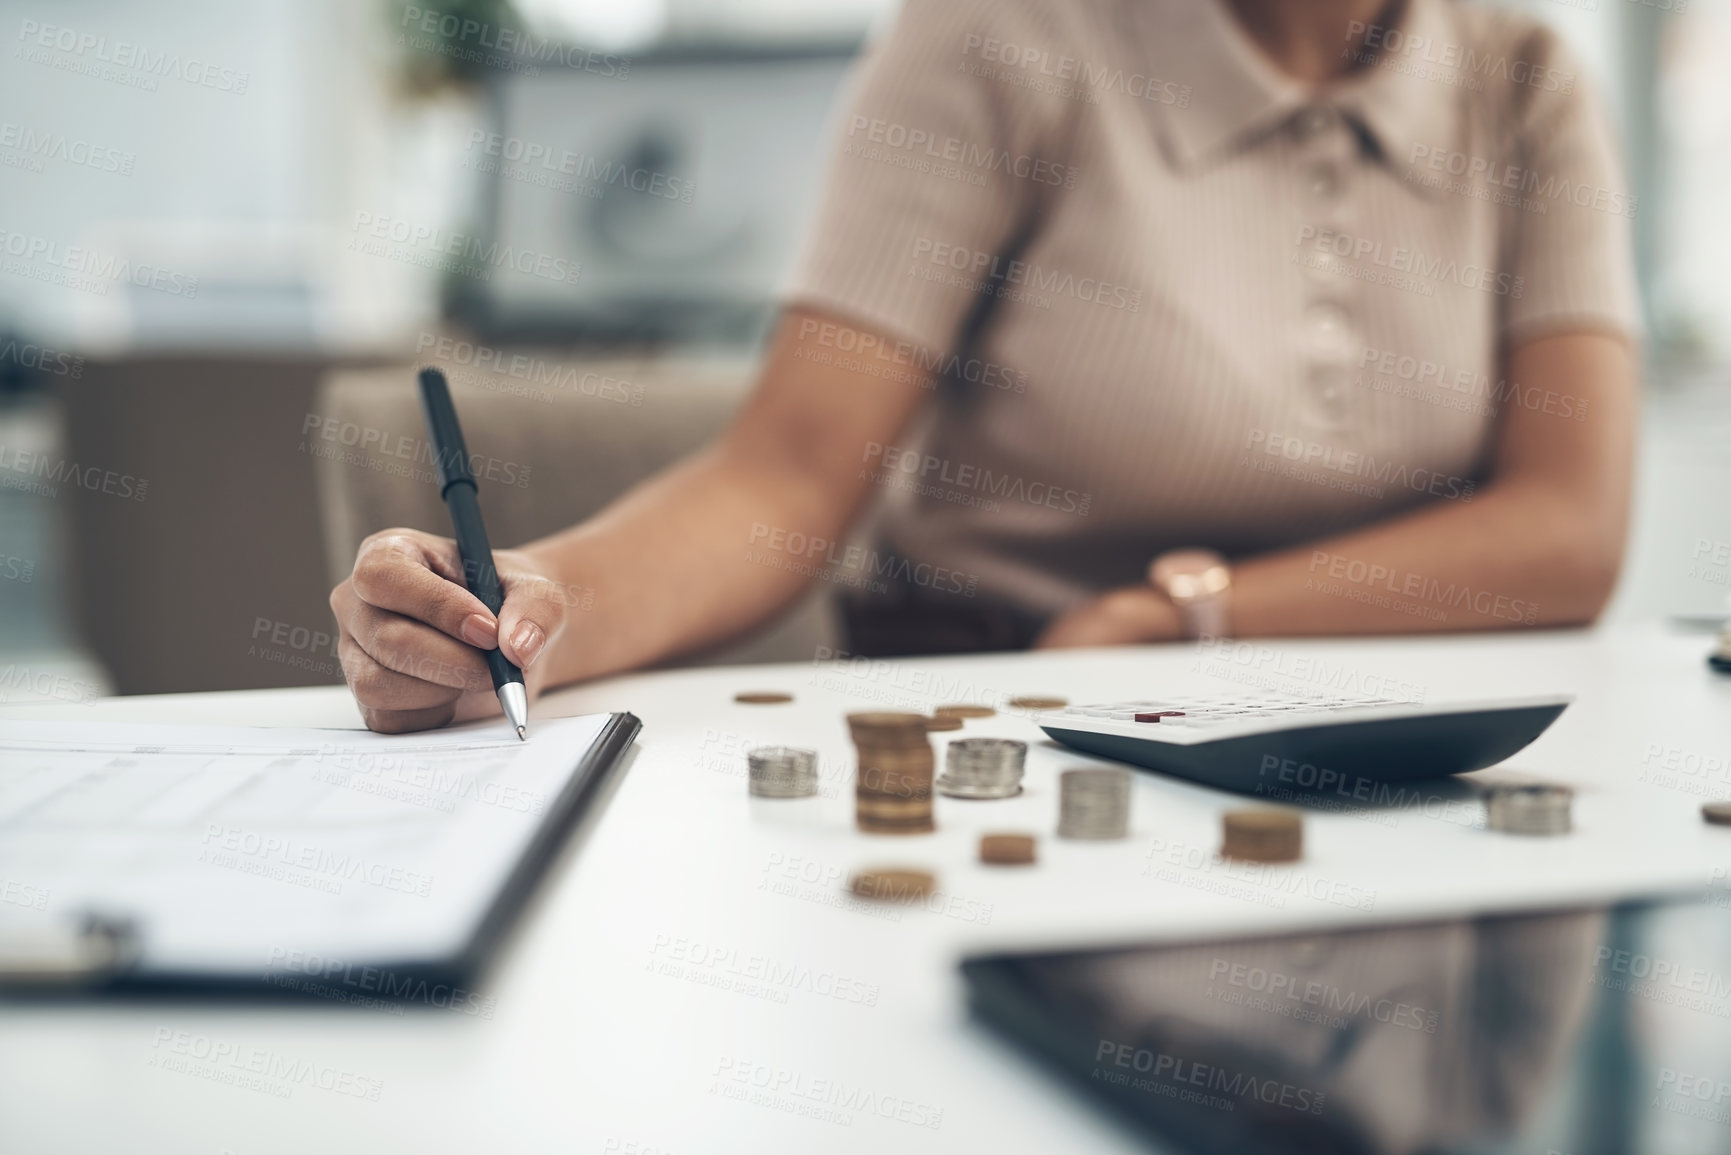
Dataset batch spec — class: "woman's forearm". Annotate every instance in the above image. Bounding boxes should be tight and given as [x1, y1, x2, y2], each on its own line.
[1229, 477, 1624, 636]
[1230, 332, 1636, 637]
[515, 306, 933, 688]
[521, 443, 848, 685]
[1043, 472, 1626, 649]
[1040, 333, 1637, 647]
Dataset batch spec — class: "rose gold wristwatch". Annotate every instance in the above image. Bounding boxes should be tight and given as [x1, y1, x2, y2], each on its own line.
[1149, 548, 1233, 640]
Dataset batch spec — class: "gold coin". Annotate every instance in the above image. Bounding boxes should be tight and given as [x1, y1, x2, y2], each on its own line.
[848, 711, 928, 727]
[980, 833, 1036, 865]
[734, 691, 792, 704]
[855, 747, 933, 787]
[857, 818, 936, 835]
[1008, 696, 1068, 710]
[850, 868, 935, 901]
[1221, 808, 1303, 863]
[924, 715, 965, 731]
[853, 749, 933, 764]
[855, 794, 936, 834]
[1704, 801, 1731, 826]
[847, 712, 931, 742]
[934, 704, 996, 719]
[856, 769, 933, 799]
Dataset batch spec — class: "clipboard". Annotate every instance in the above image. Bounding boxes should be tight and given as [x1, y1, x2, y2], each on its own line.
[0, 712, 640, 999]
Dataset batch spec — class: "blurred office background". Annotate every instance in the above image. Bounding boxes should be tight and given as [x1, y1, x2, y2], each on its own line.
[0, 0, 1727, 700]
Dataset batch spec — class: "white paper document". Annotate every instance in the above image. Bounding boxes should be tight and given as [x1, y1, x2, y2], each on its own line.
[0, 714, 618, 979]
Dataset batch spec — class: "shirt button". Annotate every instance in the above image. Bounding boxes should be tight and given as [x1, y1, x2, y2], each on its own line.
[1303, 301, 1352, 354]
[1301, 160, 1341, 202]
[1292, 106, 1337, 141]
[1303, 364, 1354, 426]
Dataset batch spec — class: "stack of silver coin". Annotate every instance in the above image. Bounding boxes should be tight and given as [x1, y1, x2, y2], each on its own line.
[1485, 784, 1572, 835]
[1058, 768, 1131, 839]
[938, 738, 1027, 799]
[747, 746, 819, 798]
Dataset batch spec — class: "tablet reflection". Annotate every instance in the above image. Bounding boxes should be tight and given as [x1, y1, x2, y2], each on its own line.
[980, 910, 1626, 1155]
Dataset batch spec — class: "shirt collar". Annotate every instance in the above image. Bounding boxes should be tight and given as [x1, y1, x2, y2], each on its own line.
[1329, 0, 1462, 196]
[1135, 0, 1462, 196]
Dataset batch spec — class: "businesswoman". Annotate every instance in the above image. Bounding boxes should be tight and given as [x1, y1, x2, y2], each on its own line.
[331, 0, 1640, 733]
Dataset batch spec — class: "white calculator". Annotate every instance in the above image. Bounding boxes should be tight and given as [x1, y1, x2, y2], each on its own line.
[1035, 692, 1572, 794]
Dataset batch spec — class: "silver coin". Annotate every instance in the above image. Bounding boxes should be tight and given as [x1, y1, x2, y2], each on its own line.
[1484, 784, 1572, 835]
[748, 746, 819, 798]
[938, 738, 1027, 800]
[1058, 767, 1130, 839]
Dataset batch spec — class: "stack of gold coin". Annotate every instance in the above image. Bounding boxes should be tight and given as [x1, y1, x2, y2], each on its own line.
[847, 712, 935, 834]
[1221, 809, 1303, 863]
[924, 715, 965, 732]
[1485, 784, 1572, 835]
[935, 703, 996, 720]
[938, 738, 1026, 799]
[1057, 768, 1130, 839]
[747, 746, 818, 798]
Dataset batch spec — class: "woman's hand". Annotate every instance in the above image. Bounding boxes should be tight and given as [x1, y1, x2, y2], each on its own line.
[1035, 585, 1186, 649]
[329, 528, 572, 733]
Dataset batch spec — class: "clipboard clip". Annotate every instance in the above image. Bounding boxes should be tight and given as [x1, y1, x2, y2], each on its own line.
[0, 911, 140, 988]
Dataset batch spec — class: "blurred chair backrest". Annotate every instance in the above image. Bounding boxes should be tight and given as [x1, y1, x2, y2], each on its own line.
[311, 352, 836, 665]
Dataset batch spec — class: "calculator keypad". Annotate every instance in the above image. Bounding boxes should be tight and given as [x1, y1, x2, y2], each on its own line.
[1053, 695, 1405, 731]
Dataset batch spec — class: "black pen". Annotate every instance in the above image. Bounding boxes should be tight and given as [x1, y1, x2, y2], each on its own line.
[417, 367, 529, 740]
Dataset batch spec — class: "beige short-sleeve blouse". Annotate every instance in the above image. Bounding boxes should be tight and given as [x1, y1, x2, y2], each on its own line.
[786, 0, 1640, 614]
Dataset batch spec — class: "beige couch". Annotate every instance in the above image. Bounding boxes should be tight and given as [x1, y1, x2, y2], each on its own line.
[311, 350, 837, 666]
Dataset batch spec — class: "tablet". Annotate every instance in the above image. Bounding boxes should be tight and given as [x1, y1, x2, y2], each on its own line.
[963, 894, 1730, 1154]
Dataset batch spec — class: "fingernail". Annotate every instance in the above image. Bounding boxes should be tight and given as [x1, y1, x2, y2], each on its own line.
[461, 613, 497, 648]
[511, 621, 545, 668]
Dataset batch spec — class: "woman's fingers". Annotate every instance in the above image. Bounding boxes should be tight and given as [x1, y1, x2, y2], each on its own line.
[350, 530, 500, 649]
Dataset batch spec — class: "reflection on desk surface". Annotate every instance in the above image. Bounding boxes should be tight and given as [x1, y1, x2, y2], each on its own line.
[964, 898, 1731, 1155]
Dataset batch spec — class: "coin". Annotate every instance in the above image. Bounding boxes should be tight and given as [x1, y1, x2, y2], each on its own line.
[735, 691, 792, 704]
[1057, 767, 1130, 839]
[849, 868, 935, 902]
[924, 715, 965, 732]
[1485, 784, 1572, 835]
[1703, 801, 1731, 826]
[1221, 809, 1302, 863]
[747, 746, 818, 798]
[980, 833, 1036, 865]
[938, 738, 1026, 799]
[850, 712, 935, 834]
[934, 704, 996, 719]
[847, 712, 932, 742]
[1008, 696, 1067, 710]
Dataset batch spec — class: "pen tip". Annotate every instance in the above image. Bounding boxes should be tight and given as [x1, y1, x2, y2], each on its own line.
[516, 725, 527, 742]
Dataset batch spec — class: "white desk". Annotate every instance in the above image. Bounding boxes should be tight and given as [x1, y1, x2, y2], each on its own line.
[3, 625, 1729, 1154]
